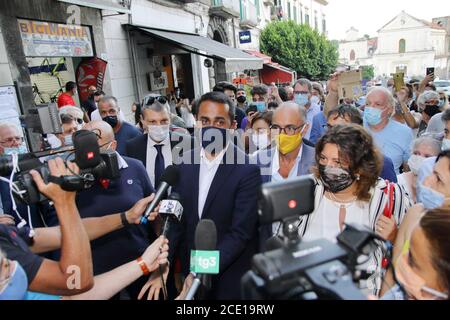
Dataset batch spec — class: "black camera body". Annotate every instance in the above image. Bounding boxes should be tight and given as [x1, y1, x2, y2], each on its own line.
[242, 176, 384, 300]
[0, 130, 120, 205]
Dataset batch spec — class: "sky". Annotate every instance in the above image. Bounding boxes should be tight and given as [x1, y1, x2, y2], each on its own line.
[326, 0, 450, 40]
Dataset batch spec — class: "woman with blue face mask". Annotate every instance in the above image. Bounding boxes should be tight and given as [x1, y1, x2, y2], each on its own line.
[380, 150, 450, 296]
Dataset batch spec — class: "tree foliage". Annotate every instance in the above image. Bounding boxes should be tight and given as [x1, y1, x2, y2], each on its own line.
[260, 20, 339, 80]
[361, 65, 375, 80]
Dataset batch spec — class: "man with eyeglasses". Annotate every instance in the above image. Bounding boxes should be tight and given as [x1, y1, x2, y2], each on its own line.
[293, 78, 321, 140]
[98, 96, 142, 155]
[170, 91, 261, 299]
[252, 102, 315, 250]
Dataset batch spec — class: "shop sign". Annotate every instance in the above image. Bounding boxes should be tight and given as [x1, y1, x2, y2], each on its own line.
[18, 19, 94, 57]
[239, 31, 251, 44]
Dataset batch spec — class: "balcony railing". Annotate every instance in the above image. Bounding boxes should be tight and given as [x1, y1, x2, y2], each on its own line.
[210, 0, 241, 19]
[240, 1, 258, 29]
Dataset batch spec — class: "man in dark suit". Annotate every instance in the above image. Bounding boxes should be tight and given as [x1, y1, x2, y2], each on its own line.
[125, 97, 194, 189]
[171, 91, 262, 300]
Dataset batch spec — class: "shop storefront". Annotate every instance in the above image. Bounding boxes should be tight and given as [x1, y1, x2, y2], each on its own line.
[125, 25, 264, 102]
[0, 0, 111, 150]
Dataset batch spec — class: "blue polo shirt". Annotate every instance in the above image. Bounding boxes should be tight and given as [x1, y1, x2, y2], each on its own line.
[366, 120, 413, 174]
[115, 122, 142, 155]
[74, 154, 155, 275]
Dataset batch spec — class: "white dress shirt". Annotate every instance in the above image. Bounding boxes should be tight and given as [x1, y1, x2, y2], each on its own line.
[271, 146, 303, 183]
[198, 146, 227, 219]
[146, 135, 173, 188]
[271, 146, 303, 234]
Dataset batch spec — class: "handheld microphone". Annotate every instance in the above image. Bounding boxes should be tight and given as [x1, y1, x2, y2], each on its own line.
[185, 219, 219, 300]
[140, 165, 179, 224]
[159, 192, 183, 237]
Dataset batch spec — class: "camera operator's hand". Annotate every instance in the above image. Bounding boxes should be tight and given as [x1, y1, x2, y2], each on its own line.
[30, 157, 79, 204]
[125, 194, 157, 224]
[0, 214, 15, 226]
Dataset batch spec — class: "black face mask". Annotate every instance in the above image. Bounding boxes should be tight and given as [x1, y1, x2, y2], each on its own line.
[319, 164, 355, 193]
[236, 96, 247, 104]
[423, 104, 441, 118]
[103, 115, 119, 128]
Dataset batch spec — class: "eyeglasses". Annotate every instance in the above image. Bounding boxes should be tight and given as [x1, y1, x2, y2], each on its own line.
[146, 96, 167, 106]
[0, 136, 23, 145]
[270, 124, 305, 136]
[0, 258, 12, 289]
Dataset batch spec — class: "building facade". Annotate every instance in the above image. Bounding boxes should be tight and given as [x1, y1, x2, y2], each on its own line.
[338, 11, 449, 80]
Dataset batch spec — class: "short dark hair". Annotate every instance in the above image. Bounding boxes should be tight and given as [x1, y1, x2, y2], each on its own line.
[327, 104, 363, 125]
[213, 81, 237, 94]
[442, 108, 450, 122]
[250, 84, 268, 97]
[237, 88, 246, 94]
[65, 81, 76, 92]
[197, 91, 235, 122]
[251, 111, 273, 128]
[278, 86, 288, 102]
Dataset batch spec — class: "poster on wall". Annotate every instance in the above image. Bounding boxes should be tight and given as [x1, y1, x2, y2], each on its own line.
[0, 86, 22, 129]
[76, 57, 107, 103]
[17, 19, 94, 57]
[149, 72, 169, 91]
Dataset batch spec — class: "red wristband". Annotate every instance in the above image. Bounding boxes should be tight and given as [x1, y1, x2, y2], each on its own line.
[136, 257, 150, 276]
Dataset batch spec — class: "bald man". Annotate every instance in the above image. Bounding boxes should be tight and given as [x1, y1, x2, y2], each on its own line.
[63, 120, 156, 299]
[253, 102, 316, 249]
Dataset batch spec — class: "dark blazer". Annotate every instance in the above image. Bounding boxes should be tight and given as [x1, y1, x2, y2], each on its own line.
[171, 144, 262, 300]
[125, 131, 195, 168]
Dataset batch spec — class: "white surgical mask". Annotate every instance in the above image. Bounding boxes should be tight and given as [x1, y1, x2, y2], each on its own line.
[408, 154, 426, 175]
[311, 96, 321, 106]
[64, 134, 73, 146]
[251, 132, 270, 150]
[148, 125, 170, 143]
[442, 138, 450, 151]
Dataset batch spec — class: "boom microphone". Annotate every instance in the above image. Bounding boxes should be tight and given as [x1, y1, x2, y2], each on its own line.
[141, 165, 180, 224]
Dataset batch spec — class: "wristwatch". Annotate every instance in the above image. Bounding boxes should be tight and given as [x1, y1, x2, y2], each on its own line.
[120, 211, 130, 227]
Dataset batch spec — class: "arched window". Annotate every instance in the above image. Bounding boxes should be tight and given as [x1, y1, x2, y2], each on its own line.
[350, 50, 356, 61]
[399, 39, 406, 53]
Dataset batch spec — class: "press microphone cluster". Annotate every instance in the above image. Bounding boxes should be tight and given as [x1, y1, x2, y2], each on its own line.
[185, 219, 219, 300]
[140, 165, 180, 224]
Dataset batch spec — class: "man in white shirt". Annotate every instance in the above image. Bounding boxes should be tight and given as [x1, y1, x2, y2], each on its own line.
[171, 91, 261, 299]
[125, 97, 193, 189]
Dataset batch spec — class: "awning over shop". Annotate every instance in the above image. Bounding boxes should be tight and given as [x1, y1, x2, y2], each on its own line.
[245, 50, 296, 84]
[126, 25, 264, 73]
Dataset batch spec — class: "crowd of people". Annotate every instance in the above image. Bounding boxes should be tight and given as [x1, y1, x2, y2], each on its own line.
[0, 71, 449, 301]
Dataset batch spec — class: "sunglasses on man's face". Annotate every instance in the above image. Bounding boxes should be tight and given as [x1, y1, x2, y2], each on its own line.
[146, 96, 167, 106]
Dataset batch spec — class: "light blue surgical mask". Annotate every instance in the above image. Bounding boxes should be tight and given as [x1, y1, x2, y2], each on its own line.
[442, 138, 450, 151]
[3, 145, 27, 155]
[254, 101, 267, 113]
[294, 93, 309, 107]
[438, 99, 445, 108]
[64, 134, 73, 146]
[364, 107, 383, 126]
[0, 261, 28, 300]
[416, 182, 448, 209]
